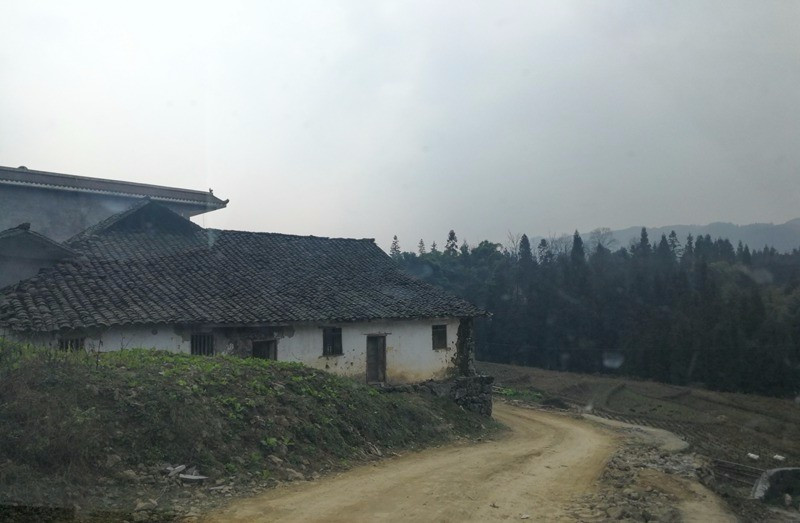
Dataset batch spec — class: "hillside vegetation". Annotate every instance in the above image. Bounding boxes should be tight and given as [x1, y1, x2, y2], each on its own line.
[0, 345, 494, 521]
[397, 228, 800, 396]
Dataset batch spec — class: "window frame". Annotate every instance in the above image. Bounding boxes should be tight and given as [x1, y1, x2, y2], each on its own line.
[58, 336, 85, 352]
[252, 339, 277, 360]
[322, 327, 343, 356]
[190, 333, 215, 356]
[431, 324, 448, 350]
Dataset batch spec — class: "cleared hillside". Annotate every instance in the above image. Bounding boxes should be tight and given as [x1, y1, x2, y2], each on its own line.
[479, 361, 800, 467]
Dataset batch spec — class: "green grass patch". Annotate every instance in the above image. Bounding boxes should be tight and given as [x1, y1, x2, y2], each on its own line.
[0, 341, 495, 514]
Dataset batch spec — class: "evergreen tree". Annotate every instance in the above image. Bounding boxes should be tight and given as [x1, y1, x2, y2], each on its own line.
[537, 239, 553, 265]
[682, 234, 694, 265]
[570, 230, 586, 264]
[430, 241, 439, 253]
[389, 235, 401, 259]
[633, 227, 651, 258]
[519, 234, 533, 265]
[656, 234, 673, 263]
[742, 245, 752, 265]
[418, 239, 426, 255]
[445, 230, 459, 256]
[668, 230, 682, 257]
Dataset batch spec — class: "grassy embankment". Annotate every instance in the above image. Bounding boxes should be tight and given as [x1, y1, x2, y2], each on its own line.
[0, 344, 495, 520]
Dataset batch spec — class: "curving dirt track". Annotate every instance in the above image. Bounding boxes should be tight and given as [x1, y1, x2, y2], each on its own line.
[209, 403, 613, 522]
[207, 403, 734, 522]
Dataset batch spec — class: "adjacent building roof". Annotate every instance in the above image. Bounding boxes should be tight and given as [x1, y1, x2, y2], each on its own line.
[0, 223, 79, 260]
[0, 201, 483, 332]
[0, 165, 227, 212]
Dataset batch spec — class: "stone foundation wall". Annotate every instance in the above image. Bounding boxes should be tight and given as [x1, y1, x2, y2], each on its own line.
[450, 375, 494, 416]
[378, 375, 495, 417]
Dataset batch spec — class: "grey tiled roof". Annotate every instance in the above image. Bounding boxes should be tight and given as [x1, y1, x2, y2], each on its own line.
[0, 223, 79, 259]
[0, 203, 482, 332]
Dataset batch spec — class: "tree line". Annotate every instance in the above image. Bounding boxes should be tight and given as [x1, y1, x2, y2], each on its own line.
[392, 228, 800, 397]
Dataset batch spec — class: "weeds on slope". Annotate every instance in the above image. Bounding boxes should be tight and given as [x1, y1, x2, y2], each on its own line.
[0, 341, 495, 514]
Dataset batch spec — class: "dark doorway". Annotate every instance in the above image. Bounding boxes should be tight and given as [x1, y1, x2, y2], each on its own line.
[252, 339, 277, 360]
[366, 335, 386, 383]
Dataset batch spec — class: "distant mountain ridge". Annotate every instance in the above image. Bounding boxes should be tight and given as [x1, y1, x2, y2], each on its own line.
[610, 219, 800, 253]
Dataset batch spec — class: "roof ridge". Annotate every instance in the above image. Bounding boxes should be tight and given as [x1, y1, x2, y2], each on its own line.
[0, 224, 79, 256]
[208, 228, 375, 242]
[0, 165, 220, 197]
[0, 165, 227, 208]
[67, 198, 202, 244]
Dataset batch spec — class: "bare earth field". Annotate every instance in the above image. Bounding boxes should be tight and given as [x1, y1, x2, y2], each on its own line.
[480, 362, 800, 521]
[208, 402, 737, 522]
[478, 361, 800, 467]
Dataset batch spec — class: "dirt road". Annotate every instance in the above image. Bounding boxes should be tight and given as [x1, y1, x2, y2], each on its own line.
[208, 402, 738, 522]
[209, 403, 615, 522]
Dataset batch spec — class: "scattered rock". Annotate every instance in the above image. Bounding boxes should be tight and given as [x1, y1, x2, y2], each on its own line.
[120, 469, 138, 481]
[267, 455, 283, 466]
[167, 464, 186, 477]
[105, 454, 122, 468]
[284, 468, 305, 481]
[179, 474, 209, 483]
[134, 499, 158, 511]
[606, 506, 625, 519]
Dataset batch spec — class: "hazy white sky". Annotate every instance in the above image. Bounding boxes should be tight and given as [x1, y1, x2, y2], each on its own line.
[2, 1, 799, 249]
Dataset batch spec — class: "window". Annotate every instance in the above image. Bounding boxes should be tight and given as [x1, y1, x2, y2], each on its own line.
[323, 327, 343, 356]
[58, 337, 85, 351]
[191, 333, 214, 355]
[252, 339, 277, 360]
[432, 325, 447, 350]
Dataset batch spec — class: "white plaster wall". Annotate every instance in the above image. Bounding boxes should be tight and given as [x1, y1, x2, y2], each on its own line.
[277, 318, 460, 383]
[2, 324, 193, 353]
[1, 318, 461, 383]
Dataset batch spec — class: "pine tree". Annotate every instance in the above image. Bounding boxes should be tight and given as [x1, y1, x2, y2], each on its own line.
[459, 240, 470, 256]
[430, 241, 439, 253]
[570, 230, 586, 264]
[417, 239, 426, 255]
[684, 234, 694, 256]
[390, 235, 401, 259]
[656, 234, 672, 263]
[519, 234, 533, 265]
[668, 230, 682, 257]
[537, 239, 552, 264]
[445, 230, 458, 256]
[633, 227, 651, 258]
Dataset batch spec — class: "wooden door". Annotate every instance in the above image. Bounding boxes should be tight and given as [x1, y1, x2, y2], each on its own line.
[253, 340, 277, 360]
[366, 335, 386, 383]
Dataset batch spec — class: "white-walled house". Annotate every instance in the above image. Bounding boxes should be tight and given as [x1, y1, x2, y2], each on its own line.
[0, 200, 483, 383]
